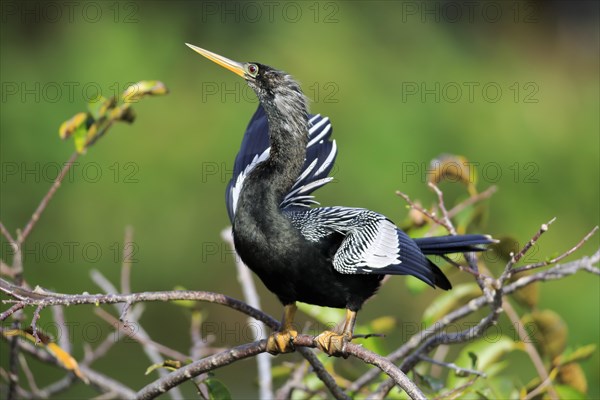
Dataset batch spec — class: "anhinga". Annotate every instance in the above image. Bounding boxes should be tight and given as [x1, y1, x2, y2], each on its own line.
[187, 44, 494, 356]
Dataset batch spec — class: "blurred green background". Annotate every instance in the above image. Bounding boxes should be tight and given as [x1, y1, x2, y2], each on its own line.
[1, 1, 598, 398]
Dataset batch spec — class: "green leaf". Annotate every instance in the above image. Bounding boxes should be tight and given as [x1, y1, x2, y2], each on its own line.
[171, 285, 197, 308]
[58, 112, 88, 140]
[73, 122, 90, 154]
[468, 351, 478, 369]
[422, 283, 481, 327]
[87, 96, 109, 119]
[123, 80, 169, 102]
[205, 378, 231, 400]
[454, 202, 478, 233]
[369, 316, 396, 334]
[447, 336, 517, 388]
[556, 344, 597, 366]
[521, 310, 567, 359]
[554, 384, 587, 400]
[405, 275, 430, 294]
[145, 360, 182, 375]
[415, 371, 445, 392]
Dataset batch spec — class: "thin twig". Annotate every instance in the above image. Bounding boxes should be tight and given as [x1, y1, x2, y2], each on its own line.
[428, 182, 457, 235]
[19, 152, 80, 244]
[432, 377, 479, 400]
[120, 225, 135, 295]
[446, 185, 497, 218]
[0, 221, 16, 245]
[418, 355, 486, 378]
[396, 190, 453, 232]
[503, 218, 556, 276]
[297, 347, 349, 400]
[51, 306, 70, 354]
[18, 353, 40, 395]
[512, 225, 599, 275]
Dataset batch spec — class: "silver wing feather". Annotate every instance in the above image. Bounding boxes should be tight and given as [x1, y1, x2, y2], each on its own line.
[285, 207, 403, 274]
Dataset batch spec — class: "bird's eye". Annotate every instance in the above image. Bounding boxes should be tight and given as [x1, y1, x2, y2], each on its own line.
[247, 64, 259, 77]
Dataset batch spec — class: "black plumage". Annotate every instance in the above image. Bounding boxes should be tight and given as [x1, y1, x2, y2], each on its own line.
[187, 44, 494, 355]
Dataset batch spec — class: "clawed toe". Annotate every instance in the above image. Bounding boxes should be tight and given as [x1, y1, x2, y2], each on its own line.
[314, 330, 351, 357]
[266, 329, 298, 354]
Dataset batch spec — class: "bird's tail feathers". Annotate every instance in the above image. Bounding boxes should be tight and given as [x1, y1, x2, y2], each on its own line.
[372, 230, 452, 290]
[413, 234, 495, 255]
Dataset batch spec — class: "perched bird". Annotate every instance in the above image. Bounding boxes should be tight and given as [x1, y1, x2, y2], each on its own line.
[186, 44, 494, 356]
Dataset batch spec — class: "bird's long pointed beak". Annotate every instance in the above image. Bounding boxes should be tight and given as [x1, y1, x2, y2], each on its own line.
[185, 43, 246, 78]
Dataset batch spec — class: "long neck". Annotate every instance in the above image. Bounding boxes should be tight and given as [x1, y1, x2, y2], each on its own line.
[237, 82, 309, 223]
[262, 100, 309, 198]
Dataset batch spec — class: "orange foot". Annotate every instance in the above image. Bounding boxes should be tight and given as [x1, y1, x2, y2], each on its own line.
[314, 330, 351, 357]
[266, 328, 298, 354]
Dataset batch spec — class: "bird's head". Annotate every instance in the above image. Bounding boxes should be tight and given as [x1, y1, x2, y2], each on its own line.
[186, 44, 308, 132]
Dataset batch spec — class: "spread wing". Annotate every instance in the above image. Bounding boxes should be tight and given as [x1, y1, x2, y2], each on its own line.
[225, 105, 336, 222]
[284, 207, 444, 287]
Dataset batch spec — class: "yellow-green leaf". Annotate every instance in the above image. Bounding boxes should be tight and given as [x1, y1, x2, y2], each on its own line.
[3, 328, 87, 382]
[522, 309, 567, 359]
[557, 363, 588, 394]
[123, 80, 169, 102]
[59, 112, 89, 140]
[428, 154, 477, 195]
[555, 344, 596, 366]
[145, 360, 183, 375]
[87, 96, 114, 119]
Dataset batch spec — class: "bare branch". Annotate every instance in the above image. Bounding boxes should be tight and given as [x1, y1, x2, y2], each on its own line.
[18, 353, 40, 395]
[500, 218, 556, 284]
[51, 306, 70, 353]
[512, 225, 599, 275]
[0, 221, 16, 246]
[120, 225, 135, 295]
[136, 335, 425, 400]
[20, 152, 80, 244]
[349, 251, 599, 394]
[428, 182, 457, 235]
[396, 190, 453, 231]
[296, 347, 349, 400]
[418, 355, 486, 378]
[2, 249, 597, 399]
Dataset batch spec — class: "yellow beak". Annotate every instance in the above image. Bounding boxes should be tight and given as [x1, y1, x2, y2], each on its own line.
[185, 43, 246, 78]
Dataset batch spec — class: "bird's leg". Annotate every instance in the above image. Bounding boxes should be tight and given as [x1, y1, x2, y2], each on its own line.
[266, 303, 298, 354]
[314, 309, 357, 357]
